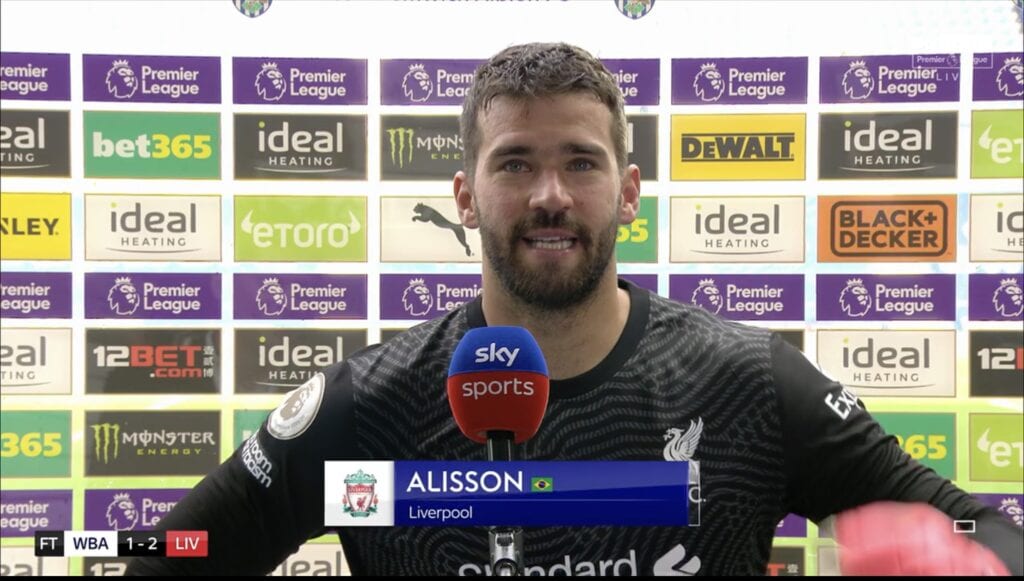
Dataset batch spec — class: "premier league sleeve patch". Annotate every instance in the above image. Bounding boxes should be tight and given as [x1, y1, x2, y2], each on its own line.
[267, 372, 326, 440]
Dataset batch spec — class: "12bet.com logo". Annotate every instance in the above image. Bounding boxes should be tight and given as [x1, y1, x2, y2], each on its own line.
[84, 111, 219, 179]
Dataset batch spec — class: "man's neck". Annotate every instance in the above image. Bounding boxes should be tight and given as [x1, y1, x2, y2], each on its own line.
[480, 276, 631, 380]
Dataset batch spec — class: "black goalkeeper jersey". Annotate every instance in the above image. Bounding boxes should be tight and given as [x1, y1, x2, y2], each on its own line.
[126, 280, 1022, 576]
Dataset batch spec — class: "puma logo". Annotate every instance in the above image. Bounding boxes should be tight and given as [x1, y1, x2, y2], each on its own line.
[412, 203, 472, 257]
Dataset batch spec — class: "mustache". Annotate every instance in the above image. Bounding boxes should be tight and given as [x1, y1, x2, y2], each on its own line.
[510, 212, 591, 244]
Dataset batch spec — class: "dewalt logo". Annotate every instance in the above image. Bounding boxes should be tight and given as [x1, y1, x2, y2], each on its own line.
[90, 423, 121, 464]
[671, 114, 805, 180]
[819, 195, 956, 262]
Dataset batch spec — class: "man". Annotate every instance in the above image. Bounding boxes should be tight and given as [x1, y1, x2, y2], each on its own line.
[127, 43, 1022, 576]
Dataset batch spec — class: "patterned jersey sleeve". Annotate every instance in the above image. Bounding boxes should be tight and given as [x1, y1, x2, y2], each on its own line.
[770, 333, 1022, 575]
[124, 361, 362, 576]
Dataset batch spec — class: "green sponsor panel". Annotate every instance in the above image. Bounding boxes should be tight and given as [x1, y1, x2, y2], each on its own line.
[615, 196, 657, 263]
[234, 196, 367, 262]
[874, 413, 955, 479]
[971, 109, 1024, 179]
[0, 411, 71, 477]
[234, 409, 272, 449]
[84, 111, 220, 178]
[970, 414, 1024, 482]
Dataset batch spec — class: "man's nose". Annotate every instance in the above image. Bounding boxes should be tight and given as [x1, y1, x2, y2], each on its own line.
[529, 170, 573, 214]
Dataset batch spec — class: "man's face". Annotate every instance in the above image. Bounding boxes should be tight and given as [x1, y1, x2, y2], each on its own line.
[457, 93, 637, 310]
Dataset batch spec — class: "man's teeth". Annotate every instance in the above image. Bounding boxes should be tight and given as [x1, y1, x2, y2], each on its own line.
[528, 238, 573, 250]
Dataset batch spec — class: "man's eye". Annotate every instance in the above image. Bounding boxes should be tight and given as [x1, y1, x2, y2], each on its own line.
[502, 160, 528, 173]
[569, 159, 595, 171]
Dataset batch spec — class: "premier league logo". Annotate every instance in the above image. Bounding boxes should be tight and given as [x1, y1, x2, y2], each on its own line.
[402, 64, 433, 103]
[256, 277, 287, 316]
[234, 0, 272, 18]
[996, 57, 1024, 98]
[343, 470, 379, 518]
[840, 278, 872, 317]
[693, 63, 725, 102]
[255, 63, 286, 101]
[106, 493, 140, 531]
[842, 60, 874, 100]
[402, 278, 433, 317]
[690, 279, 723, 315]
[105, 60, 138, 99]
[992, 277, 1023, 318]
[107, 276, 141, 316]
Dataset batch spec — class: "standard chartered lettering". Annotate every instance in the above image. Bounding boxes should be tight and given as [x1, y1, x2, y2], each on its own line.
[406, 470, 524, 494]
[459, 550, 638, 576]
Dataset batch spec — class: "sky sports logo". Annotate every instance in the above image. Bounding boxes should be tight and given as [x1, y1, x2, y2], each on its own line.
[819, 196, 955, 262]
[671, 114, 805, 180]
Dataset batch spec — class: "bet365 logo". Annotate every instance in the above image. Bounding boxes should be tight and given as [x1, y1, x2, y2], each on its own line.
[84, 111, 219, 179]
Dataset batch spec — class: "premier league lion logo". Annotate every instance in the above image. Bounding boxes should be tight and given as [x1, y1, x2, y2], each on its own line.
[992, 277, 1023, 318]
[999, 498, 1023, 528]
[840, 278, 872, 317]
[690, 279, 723, 315]
[105, 60, 138, 99]
[106, 493, 140, 531]
[402, 64, 433, 103]
[842, 60, 874, 100]
[256, 62, 287, 101]
[996, 57, 1024, 98]
[107, 276, 141, 316]
[256, 277, 287, 316]
[402, 278, 433, 317]
[693, 63, 725, 102]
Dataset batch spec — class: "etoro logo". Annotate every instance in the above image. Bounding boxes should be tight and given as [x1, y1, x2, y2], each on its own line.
[255, 62, 286, 101]
[234, 196, 366, 262]
[842, 60, 874, 99]
[104, 60, 138, 99]
[972, 109, 1024, 179]
[402, 64, 433, 102]
[971, 414, 1023, 482]
[693, 63, 724, 102]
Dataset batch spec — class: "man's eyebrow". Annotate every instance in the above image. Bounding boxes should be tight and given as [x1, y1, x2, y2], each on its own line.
[563, 142, 605, 156]
[488, 142, 607, 158]
[489, 144, 533, 158]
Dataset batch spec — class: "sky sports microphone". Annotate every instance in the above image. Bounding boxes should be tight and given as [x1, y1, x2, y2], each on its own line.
[447, 326, 550, 459]
[447, 326, 550, 576]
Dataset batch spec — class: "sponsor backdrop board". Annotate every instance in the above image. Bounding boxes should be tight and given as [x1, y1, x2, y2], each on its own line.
[1, 1, 1022, 576]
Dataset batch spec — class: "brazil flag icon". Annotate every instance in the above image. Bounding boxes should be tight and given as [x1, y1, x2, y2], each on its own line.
[531, 477, 554, 492]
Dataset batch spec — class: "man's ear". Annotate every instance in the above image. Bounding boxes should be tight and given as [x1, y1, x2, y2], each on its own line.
[454, 170, 479, 229]
[618, 164, 641, 224]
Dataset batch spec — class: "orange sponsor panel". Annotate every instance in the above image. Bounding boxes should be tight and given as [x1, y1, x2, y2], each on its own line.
[818, 195, 956, 262]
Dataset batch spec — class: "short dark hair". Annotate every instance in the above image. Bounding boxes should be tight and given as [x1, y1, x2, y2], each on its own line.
[460, 42, 627, 177]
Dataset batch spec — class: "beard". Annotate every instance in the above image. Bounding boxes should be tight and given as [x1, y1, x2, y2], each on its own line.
[477, 201, 618, 311]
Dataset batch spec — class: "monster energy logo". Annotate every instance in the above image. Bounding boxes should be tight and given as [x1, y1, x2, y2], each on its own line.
[91, 423, 121, 464]
[387, 127, 415, 168]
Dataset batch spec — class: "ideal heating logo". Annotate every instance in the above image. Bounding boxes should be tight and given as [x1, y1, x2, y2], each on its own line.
[970, 194, 1023, 261]
[817, 330, 955, 397]
[819, 112, 957, 179]
[670, 196, 804, 263]
[0, 328, 72, 395]
[0, 110, 71, 177]
[85, 194, 221, 261]
[233, 114, 366, 180]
